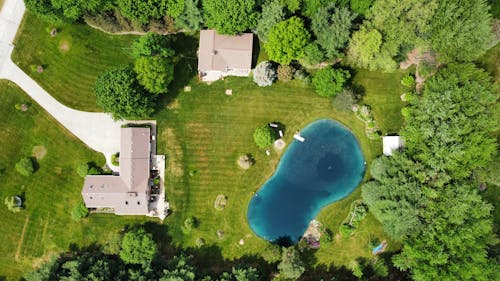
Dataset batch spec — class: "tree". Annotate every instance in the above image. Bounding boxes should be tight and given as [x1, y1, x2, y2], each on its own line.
[393, 183, 495, 280]
[16, 157, 34, 176]
[253, 125, 274, 148]
[160, 255, 196, 281]
[311, 5, 356, 59]
[71, 202, 89, 220]
[301, 42, 325, 66]
[253, 61, 277, 87]
[347, 27, 396, 71]
[132, 33, 175, 58]
[350, 0, 373, 15]
[401, 64, 498, 179]
[174, 0, 203, 32]
[430, 0, 493, 62]
[302, 0, 338, 17]
[361, 153, 427, 240]
[255, 0, 285, 42]
[232, 267, 259, 281]
[134, 56, 174, 95]
[312, 67, 350, 98]
[202, 0, 258, 35]
[367, 0, 437, 56]
[25, 0, 110, 22]
[278, 247, 305, 280]
[120, 228, 158, 265]
[116, 0, 168, 25]
[265, 17, 310, 65]
[94, 66, 155, 119]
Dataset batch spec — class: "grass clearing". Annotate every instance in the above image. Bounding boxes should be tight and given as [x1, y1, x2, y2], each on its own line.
[0, 81, 150, 280]
[12, 14, 137, 111]
[352, 68, 406, 134]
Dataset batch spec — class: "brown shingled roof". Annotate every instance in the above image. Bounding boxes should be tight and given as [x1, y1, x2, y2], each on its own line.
[198, 30, 253, 72]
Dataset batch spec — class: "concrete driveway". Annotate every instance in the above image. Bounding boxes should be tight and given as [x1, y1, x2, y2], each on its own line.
[0, 0, 123, 170]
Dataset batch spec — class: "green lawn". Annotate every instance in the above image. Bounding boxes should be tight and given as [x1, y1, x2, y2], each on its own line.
[0, 81, 150, 280]
[5, 16, 408, 278]
[12, 14, 137, 111]
[352, 68, 406, 135]
[154, 77, 400, 271]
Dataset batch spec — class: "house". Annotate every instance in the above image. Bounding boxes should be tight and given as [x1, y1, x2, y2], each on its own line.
[81, 126, 166, 217]
[198, 29, 253, 82]
[383, 136, 404, 156]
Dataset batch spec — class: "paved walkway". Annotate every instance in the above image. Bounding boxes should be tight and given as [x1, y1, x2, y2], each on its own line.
[0, 0, 123, 170]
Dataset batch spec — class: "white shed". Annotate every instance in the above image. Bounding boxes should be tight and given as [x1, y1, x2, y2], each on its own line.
[383, 136, 404, 156]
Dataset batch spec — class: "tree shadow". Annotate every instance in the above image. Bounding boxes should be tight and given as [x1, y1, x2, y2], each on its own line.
[29, 157, 40, 173]
[156, 33, 199, 111]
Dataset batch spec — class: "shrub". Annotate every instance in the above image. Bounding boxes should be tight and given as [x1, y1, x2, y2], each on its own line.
[15, 158, 34, 176]
[77, 163, 89, 178]
[182, 216, 197, 233]
[277, 65, 294, 82]
[253, 61, 277, 87]
[88, 166, 102, 175]
[71, 202, 89, 221]
[312, 67, 351, 98]
[401, 74, 415, 88]
[195, 237, 205, 247]
[262, 244, 281, 263]
[4, 196, 22, 213]
[332, 88, 358, 112]
[103, 232, 123, 255]
[111, 153, 120, 166]
[417, 61, 435, 79]
[293, 69, 311, 84]
[253, 125, 274, 148]
[237, 154, 254, 170]
[339, 224, 354, 237]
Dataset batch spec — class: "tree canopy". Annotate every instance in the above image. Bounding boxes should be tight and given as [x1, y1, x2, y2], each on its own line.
[255, 0, 285, 42]
[311, 5, 356, 59]
[265, 17, 310, 65]
[401, 64, 498, 179]
[132, 33, 175, 58]
[347, 27, 396, 71]
[202, 0, 259, 35]
[15, 157, 34, 177]
[278, 247, 305, 280]
[430, 0, 493, 62]
[94, 66, 155, 119]
[115, 0, 168, 25]
[120, 228, 158, 265]
[134, 56, 174, 95]
[312, 67, 350, 97]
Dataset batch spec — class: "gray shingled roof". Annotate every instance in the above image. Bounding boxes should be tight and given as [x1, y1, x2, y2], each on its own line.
[81, 127, 151, 215]
[198, 29, 253, 72]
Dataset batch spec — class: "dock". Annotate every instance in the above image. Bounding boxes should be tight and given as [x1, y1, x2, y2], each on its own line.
[294, 132, 305, 142]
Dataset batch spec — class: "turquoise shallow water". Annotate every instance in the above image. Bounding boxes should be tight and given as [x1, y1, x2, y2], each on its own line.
[247, 119, 365, 243]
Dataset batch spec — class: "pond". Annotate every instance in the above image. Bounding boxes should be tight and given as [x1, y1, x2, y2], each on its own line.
[247, 119, 366, 243]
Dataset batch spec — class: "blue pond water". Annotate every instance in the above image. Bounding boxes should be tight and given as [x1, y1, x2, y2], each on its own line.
[247, 119, 365, 243]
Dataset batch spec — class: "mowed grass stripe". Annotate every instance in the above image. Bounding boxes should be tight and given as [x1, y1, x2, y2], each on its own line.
[12, 14, 137, 111]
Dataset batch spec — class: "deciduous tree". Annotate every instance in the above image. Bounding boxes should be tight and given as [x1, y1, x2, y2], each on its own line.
[278, 247, 305, 280]
[312, 67, 350, 97]
[120, 228, 158, 265]
[253, 125, 274, 148]
[94, 66, 155, 119]
[202, 0, 258, 35]
[134, 56, 174, 95]
[265, 17, 310, 65]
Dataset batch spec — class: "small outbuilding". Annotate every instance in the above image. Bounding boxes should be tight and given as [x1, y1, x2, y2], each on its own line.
[383, 136, 404, 156]
[198, 29, 253, 82]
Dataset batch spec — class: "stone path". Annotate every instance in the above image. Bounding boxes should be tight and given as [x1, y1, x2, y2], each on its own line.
[0, 0, 123, 170]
